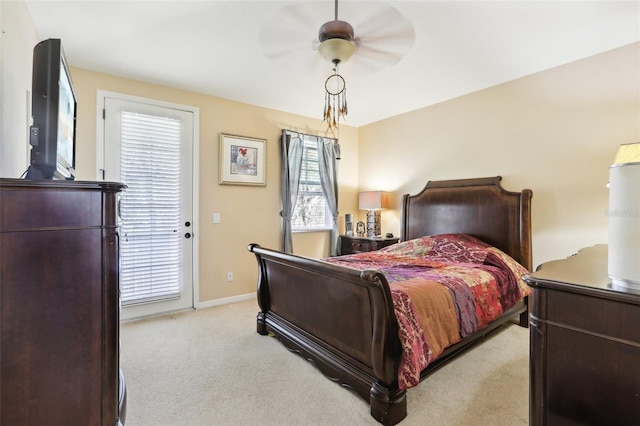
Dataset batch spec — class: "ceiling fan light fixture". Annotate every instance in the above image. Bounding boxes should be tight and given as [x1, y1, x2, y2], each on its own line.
[319, 38, 355, 64]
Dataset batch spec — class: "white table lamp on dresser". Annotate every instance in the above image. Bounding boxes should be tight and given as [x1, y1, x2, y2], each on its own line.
[609, 142, 640, 293]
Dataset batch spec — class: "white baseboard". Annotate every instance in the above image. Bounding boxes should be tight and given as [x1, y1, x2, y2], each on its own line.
[196, 292, 255, 310]
[120, 293, 256, 323]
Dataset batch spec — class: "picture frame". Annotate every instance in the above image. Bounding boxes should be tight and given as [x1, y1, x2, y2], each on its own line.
[219, 133, 266, 186]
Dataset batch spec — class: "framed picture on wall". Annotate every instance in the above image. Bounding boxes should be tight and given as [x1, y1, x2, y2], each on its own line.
[219, 133, 266, 186]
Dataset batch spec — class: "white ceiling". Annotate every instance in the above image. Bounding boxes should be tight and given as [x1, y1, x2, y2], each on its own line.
[26, 0, 640, 127]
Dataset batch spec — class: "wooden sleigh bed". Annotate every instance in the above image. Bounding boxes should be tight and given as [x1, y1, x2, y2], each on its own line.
[248, 176, 532, 425]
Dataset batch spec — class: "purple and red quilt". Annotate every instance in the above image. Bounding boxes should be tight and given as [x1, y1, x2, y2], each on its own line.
[325, 234, 530, 390]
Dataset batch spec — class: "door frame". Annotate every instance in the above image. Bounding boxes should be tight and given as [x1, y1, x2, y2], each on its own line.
[96, 90, 200, 314]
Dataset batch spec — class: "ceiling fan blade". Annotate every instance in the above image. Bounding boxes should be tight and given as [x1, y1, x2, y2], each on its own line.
[355, 44, 406, 65]
[259, 3, 318, 60]
[345, 4, 415, 71]
[261, 37, 314, 61]
[350, 5, 415, 43]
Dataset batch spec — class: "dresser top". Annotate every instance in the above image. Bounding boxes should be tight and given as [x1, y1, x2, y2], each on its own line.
[0, 178, 125, 192]
[340, 235, 399, 242]
[523, 244, 640, 303]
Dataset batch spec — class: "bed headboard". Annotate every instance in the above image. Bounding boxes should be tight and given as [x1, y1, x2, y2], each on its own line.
[400, 176, 533, 271]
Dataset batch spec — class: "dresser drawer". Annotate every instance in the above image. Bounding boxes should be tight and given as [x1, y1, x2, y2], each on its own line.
[545, 288, 640, 344]
[339, 236, 398, 255]
[343, 239, 375, 253]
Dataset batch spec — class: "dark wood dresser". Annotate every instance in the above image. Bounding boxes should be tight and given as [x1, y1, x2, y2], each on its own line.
[523, 245, 640, 425]
[0, 179, 127, 425]
[338, 235, 399, 255]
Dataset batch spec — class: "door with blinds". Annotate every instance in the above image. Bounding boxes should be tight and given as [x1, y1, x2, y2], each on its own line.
[102, 95, 195, 320]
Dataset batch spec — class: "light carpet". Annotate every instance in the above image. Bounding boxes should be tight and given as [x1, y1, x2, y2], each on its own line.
[120, 299, 529, 426]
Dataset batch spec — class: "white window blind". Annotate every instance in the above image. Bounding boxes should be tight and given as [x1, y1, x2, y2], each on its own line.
[292, 136, 331, 230]
[119, 111, 182, 304]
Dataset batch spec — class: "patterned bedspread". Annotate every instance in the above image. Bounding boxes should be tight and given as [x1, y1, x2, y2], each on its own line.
[325, 234, 530, 390]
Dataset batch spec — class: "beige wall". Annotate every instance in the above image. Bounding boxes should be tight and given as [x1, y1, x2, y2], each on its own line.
[70, 68, 359, 304]
[0, 0, 40, 178]
[359, 42, 640, 268]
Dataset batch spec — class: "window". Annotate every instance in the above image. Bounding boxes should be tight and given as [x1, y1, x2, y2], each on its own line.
[292, 135, 332, 231]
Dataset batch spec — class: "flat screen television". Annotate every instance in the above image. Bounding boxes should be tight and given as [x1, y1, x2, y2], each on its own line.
[25, 38, 77, 180]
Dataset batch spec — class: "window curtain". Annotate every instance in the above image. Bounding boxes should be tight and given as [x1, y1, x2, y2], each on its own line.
[317, 137, 340, 256]
[280, 130, 340, 255]
[280, 130, 304, 253]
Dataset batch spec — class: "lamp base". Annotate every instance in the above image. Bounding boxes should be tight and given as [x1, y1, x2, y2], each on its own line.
[610, 276, 640, 294]
[608, 162, 640, 295]
[366, 210, 381, 237]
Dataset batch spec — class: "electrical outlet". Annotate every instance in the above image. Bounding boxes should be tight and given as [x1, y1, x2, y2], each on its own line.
[226, 272, 233, 282]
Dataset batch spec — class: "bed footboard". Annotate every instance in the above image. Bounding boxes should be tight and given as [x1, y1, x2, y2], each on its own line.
[248, 244, 407, 425]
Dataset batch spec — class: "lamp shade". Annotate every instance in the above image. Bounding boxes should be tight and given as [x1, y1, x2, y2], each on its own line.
[319, 38, 356, 64]
[608, 142, 640, 293]
[359, 191, 389, 210]
[613, 142, 640, 164]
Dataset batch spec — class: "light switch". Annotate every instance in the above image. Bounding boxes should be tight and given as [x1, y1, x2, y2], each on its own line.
[213, 213, 221, 224]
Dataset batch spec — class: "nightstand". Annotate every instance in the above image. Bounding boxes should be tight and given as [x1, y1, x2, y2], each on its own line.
[338, 235, 399, 255]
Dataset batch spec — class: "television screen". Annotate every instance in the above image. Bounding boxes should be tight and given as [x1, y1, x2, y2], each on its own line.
[25, 38, 77, 180]
[56, 58, 76, 176]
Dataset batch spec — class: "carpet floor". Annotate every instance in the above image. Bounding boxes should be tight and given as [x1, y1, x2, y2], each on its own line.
[120, 298, 529, 425]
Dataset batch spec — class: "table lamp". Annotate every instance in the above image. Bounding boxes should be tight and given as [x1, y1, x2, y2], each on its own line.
[608, 142, 640, 293]
[359, 191, 388, 237]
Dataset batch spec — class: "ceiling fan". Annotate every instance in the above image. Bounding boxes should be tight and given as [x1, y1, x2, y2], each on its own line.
[259, 0, 415, 73]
